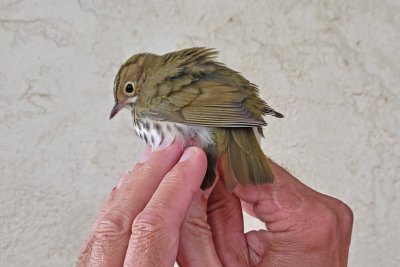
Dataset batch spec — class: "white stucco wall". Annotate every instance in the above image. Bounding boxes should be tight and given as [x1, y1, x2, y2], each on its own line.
[1, 0, 399, 266]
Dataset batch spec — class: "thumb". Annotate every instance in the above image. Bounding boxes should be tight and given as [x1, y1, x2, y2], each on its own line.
[233, 161, 306, 231]
[123, 147, 207, 267]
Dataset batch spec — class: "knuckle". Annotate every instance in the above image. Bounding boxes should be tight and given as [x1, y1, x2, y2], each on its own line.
[301, 204, 339, 249]
[184, 212, 212, 238]
[306, 198, 354, 250]
[319, 205, 339, 228]
[95, 211, 131, 240]
[186, 212, 209, 229]
[78, 214, 131, 265]
[78, 236, 96, 265]
[132, 207, 168, 233]
[323, 195, 354, 229]
[335, 200, 354, 228]
[207, 193, 238, 223]
[131, 208, 176, 247]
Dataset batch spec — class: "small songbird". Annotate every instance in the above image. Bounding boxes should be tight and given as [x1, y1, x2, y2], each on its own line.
[110, 47, 283, 191]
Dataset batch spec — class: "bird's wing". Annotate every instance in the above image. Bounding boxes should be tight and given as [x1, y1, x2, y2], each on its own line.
[136, 80, 267, 127]
[135, 47, 282, 127]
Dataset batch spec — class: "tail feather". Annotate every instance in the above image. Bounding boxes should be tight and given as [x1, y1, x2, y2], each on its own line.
[227, 130, 250, 187]
[220, 128, 274, 191]
[201, 144, 218, 190]
[219, 152, 238, 191]
[201, 128, 275, 191]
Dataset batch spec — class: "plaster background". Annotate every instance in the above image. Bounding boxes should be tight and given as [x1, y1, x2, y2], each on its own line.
[1, 0, 399, 266]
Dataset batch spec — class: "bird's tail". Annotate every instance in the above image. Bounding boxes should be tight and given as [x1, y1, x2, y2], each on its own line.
[201, 128, 274, 191]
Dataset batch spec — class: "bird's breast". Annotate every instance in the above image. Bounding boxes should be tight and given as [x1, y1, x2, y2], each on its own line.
[134, 118, 214, 149]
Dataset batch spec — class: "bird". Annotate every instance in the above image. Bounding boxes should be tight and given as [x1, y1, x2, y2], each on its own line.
[110, 47, 283, 191]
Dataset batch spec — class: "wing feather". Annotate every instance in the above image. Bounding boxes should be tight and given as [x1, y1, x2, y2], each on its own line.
[135, 47, 279, 127]
[136, 80, 267, 127]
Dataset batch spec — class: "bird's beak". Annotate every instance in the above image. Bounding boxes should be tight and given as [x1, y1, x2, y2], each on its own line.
[109, 100, 126, 119]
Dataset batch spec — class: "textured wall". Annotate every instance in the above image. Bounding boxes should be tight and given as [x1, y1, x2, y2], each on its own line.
[1, 0, 399, 266]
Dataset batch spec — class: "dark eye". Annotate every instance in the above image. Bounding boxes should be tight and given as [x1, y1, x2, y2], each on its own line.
[124, 82, 135, 95]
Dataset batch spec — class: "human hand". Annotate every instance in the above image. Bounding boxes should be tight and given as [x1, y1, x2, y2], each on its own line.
[179, 161, 354, 266]
[78, 142, 213, 266]
[78, 142, 353, 266]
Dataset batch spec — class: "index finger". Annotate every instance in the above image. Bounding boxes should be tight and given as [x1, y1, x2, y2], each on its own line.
[124, 147, 207, 266]
[146, 147, 207, 227]
[79, 142, 184, 267]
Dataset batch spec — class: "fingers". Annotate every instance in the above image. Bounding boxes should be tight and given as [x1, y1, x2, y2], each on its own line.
[78, 142, 184, 267]
[176, 190, 222, 266]
[207, 178, 250, 266]
[124, 147, 207, 266]
[236, 161, 354, 266]
[245, 230, 269, 265]
[235, 161, 353, 235]
[233, 161, 309, 231]
[142, 147, 207, 227]
[111, 142, 184, 221]
[176, 176, 221, 266]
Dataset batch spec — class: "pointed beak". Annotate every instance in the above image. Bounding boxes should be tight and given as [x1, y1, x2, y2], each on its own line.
[109, 100, 126, 119]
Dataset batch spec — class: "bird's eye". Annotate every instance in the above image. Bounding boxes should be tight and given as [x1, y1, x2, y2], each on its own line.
[124, 82, 135, 95]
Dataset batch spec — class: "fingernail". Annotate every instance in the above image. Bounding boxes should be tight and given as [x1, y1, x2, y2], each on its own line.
[179, 147, 198, 162]
[116, 173, 129, 189]
[139, 146, 152, 163]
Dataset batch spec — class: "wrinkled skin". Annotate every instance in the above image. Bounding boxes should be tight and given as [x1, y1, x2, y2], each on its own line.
[79, 143, 353, 266]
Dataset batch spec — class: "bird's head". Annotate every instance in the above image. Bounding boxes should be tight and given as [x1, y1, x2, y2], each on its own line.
[110, 54, 147, 119]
